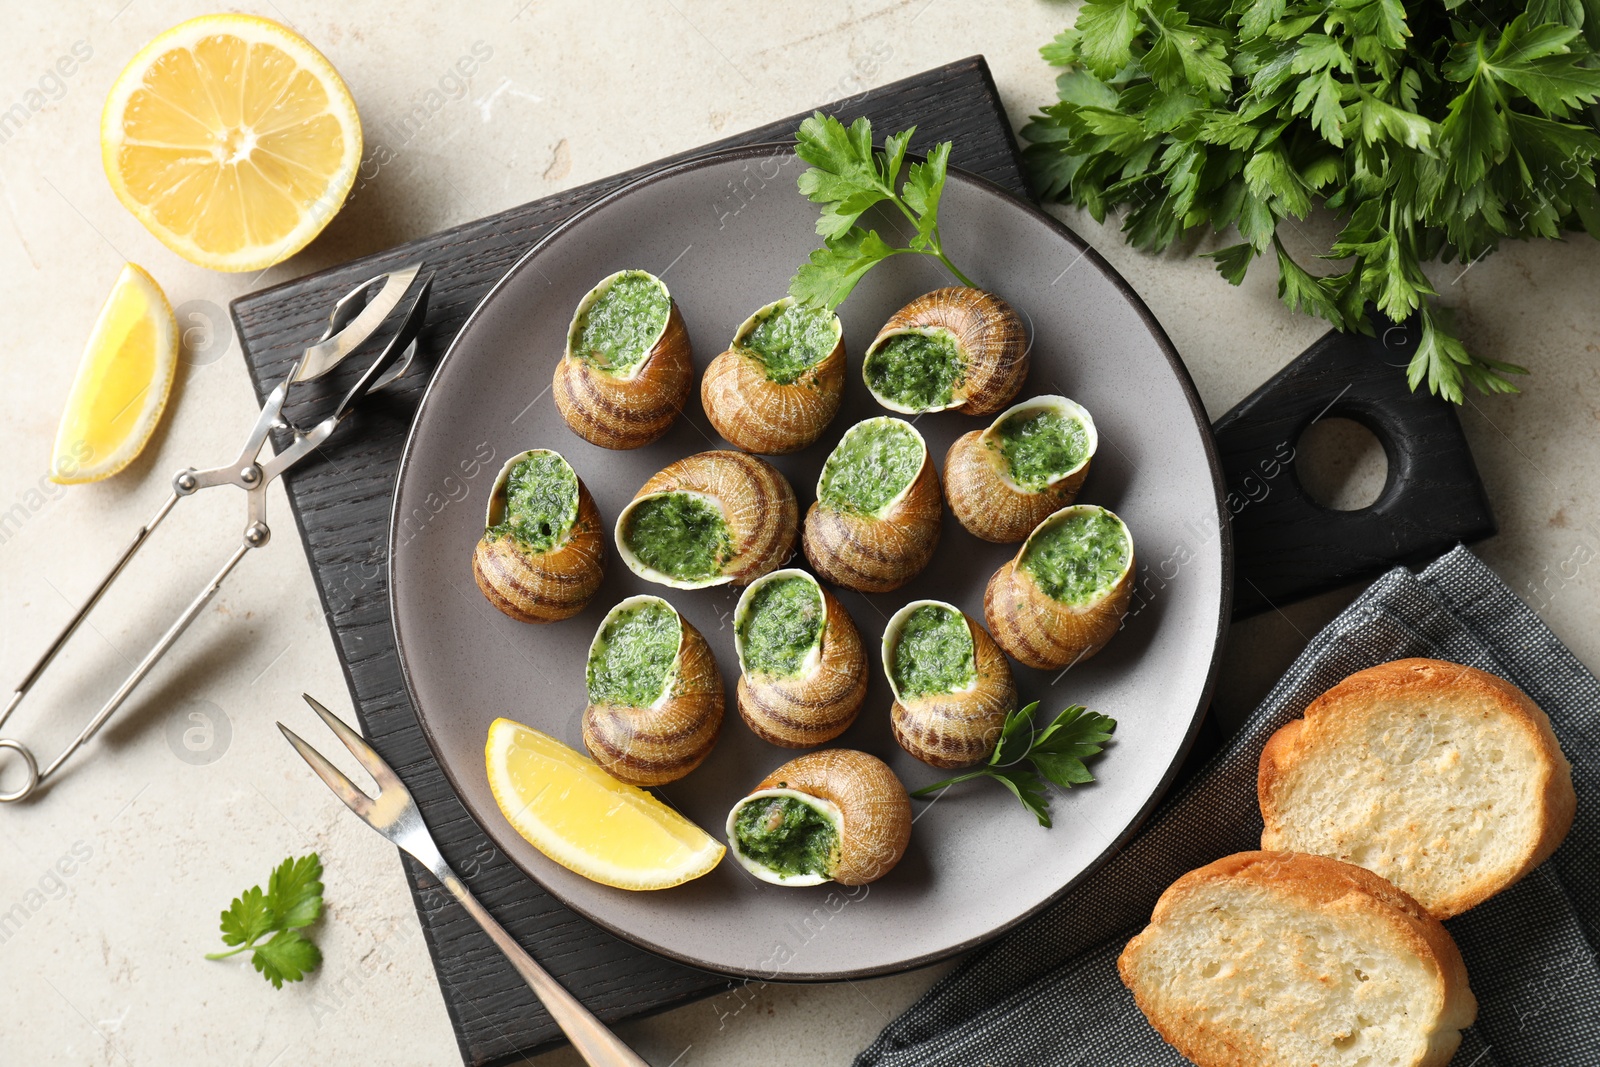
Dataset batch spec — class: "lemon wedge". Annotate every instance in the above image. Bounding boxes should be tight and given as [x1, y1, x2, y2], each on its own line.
[51, 264, 178, 485]
[485, 718, 724, 891]
[101, 15, 362, 272]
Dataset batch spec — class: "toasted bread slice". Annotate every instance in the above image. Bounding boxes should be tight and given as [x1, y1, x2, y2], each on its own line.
[1119, 851, 1475, 1067]
[1259, 658, 1575, 918]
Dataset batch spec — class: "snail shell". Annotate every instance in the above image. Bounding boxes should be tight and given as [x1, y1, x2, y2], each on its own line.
[701, 298, 845, 454]
[802, 417, 942, 594]
[553, 270, 693, 450]
[733, 569, 867, 748]
[727, 749, 911, 886]
[616, 450, 799, 589]
[581, 595, 724, 786]
[984, 504, 1135, 670]
[472, 449, 605, 623]
[945, 395, 1098, 544]
[862, 287, 1028, 416]
[884, 600, 1017, 769]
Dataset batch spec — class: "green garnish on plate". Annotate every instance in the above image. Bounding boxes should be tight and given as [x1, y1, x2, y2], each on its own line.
[912, 702, 1117, 826]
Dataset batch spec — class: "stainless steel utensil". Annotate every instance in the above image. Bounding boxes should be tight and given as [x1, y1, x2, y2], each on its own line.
[280, 695, 650, 1067]
[0, 266, 432, 803]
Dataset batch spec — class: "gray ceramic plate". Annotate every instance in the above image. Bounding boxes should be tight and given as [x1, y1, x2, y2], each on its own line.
[391, 144, 1230, 980]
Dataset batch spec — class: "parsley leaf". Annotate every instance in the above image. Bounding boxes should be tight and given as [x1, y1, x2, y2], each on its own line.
[1023, 0, 1600, 400]
[206, 853, 324, 989]
[788, 113, 976, 309]
[268, 853, 324, 930]
[910, 702, 1117, 826]
[217, 885, 275, 948]
[253, 930, 323, 990]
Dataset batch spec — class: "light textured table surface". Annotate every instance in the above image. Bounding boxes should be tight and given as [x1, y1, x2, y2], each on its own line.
[2, 3, 1596, 1065]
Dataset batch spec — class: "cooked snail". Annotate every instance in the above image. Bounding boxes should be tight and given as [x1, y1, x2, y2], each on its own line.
[884, 600, 1016, 769]
[615, 450, 799, 589]
[862, 287, 1027, 416]
[701, 298, 845, 454]
[945, 395, 1097, 543]
[733, 569, 867, 748]
[985, 504, 1134, 670]
[727, 749, 911, 886]
[581, 595, 723, 786]
[802, 417, 942, 594]
[553, 269, 692, 450]
[472, 449, 605, 622]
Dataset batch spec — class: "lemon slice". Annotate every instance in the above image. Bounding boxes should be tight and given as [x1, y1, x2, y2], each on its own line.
[51, 264, 178, 484]
[485, 718, 724, 891]
[101, 15, 362, 272]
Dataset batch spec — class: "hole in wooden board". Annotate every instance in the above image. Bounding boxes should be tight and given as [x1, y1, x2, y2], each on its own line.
[1295, 417, 1389, 510]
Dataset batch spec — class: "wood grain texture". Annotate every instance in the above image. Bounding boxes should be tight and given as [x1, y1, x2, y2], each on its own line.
[231, 57, 1027, 1067]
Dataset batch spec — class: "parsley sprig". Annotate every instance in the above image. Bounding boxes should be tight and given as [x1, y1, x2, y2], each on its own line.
[911, 702, 1117, 826]
[1024, 1, 1600, 401]
[788, 112, 975, 310]
[206, 853, 324, 989]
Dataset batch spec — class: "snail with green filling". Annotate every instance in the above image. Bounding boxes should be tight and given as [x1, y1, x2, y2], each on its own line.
[581, 595, 724, 786]
[802, 417, 942, 594]
[884, 599, 1016, 769]
[701, 298, 845, 454]
[727, 749, 911, 886]
[862, 287, 1028, 416]
[733, 568, 867, 747]
[985, 504, 1135, 670]
[472, 449, 605, 623]
[615, 450, 799, 590]
[553, 269, 692, 450]
[944, 395, 1097, 543]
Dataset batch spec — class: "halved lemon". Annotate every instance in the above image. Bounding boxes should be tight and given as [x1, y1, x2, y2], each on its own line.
[101, 15, 362, 272]
[485, 718, 724, 891]
[51, 264, 178, 484]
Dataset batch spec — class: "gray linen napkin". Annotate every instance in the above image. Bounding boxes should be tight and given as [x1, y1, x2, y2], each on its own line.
[856, 545, 1599, 1067]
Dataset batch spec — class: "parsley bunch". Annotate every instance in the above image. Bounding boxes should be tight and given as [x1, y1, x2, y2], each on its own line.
[206, 853, 324, 989]
[911, 702, 1117, 826]
[788, 112, 974, 309]
[1024, 0, 1600, 401]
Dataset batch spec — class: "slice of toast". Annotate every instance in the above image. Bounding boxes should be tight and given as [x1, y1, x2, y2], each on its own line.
[1119, 851, 1476, 1067]
[1259, 658, 1575, 918]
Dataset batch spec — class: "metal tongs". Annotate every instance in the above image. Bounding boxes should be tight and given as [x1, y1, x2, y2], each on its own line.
[0, 264, 434, 803]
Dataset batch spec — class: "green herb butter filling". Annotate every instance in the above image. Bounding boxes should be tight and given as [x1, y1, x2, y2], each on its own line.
[993, 409, 1090, 492]
[740, 302, 838, 385]
[587, 599, 681, 707]
[571, 272, 671, 375]
[818, 418, 924, 516]
[733, 794, 839, 879]
[487, 452, 579, 554]
[864, 329, 964, 411]
[1021, 509, 1131, 606]
[738, 575, 825, 678]
[621, 492, 734, 582]
[889, 603, 977, 699]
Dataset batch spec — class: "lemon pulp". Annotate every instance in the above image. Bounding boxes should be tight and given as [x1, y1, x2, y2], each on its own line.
[101, 15, 362, 271]
[51, 264, 177, 484]
[485, 718, 723, 891]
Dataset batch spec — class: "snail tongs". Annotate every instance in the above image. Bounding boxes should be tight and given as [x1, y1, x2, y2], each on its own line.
[0, 264, 433, 803]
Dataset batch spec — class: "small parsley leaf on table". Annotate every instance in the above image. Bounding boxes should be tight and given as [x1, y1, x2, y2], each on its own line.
[206, 852, 324, 989]
[910, 702, 1117, 826]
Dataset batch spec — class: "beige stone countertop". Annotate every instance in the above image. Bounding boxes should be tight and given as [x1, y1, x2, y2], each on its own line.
[2, 3, 1595, 1065]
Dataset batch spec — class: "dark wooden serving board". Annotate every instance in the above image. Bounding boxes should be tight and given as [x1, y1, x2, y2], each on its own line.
[231, 54, 1495, 1066]
[231, 57, 1029, 1067]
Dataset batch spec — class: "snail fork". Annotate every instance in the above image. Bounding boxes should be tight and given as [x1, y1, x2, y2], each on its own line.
[280, 695, 650, 1067]
[0, 265, 431, 803]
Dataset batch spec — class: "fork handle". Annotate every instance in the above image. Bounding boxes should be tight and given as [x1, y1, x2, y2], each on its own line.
[435, 870, 652, 1067]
